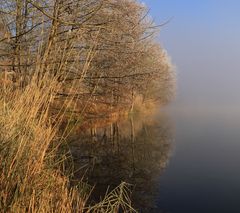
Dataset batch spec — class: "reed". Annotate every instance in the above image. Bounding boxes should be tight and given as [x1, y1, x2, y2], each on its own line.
[0, 70, 135, 212]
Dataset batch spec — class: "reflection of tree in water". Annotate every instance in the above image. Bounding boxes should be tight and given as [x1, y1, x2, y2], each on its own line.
[70, 113, 173, 212]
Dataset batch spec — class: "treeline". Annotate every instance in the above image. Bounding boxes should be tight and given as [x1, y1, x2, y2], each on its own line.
[0, 0, 175, 115]
[0, 1, 175, 211]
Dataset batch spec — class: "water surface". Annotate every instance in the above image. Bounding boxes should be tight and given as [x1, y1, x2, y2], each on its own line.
[70, 112, 173, 212]
[70, 106, 240, 212]
[156, 106, 240, 213]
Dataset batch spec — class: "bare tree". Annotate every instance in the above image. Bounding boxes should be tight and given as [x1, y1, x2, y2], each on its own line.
[0, 0, 175, 115]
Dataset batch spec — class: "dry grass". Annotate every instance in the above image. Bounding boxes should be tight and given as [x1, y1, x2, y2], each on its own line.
[0, 71, 135, 212]
[0, 73, 85, 212]
[86, 182, 136, 213]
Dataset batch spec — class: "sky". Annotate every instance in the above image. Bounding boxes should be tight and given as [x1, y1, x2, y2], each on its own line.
[142, 0, 240, 110]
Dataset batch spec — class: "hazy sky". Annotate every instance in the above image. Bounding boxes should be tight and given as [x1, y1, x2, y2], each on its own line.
[142, 0, 240, 109]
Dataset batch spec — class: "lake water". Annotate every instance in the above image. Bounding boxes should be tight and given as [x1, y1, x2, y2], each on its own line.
[70, 106, 240, 213]
[156, 106, 240, 213]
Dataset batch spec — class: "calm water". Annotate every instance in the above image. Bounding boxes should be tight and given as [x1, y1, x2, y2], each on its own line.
[70, 106, 240, 213]
[156, 106, 240, 213]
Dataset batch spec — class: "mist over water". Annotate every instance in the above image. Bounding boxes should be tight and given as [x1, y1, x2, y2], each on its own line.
[139, 1, 240, 212]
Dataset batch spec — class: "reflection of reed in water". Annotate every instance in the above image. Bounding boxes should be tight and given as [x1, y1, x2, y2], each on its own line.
[70, 112, 173, 212]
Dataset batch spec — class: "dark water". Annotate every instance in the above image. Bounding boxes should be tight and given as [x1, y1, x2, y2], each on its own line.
[156, 106, 240, 213]
[70, 107, 240, 213]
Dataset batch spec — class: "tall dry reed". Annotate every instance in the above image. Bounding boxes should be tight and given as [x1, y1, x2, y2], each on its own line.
[0, 70, 135, 212]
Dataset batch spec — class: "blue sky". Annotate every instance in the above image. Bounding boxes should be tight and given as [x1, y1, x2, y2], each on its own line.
[142, 1, 240, 108]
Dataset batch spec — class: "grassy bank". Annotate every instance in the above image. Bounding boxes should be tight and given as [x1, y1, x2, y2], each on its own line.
[0, 76, 135, 212]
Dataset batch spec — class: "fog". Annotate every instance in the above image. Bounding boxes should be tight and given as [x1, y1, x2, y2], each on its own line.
[143, 0, 240, 111]
[141, 2, 240, 212]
